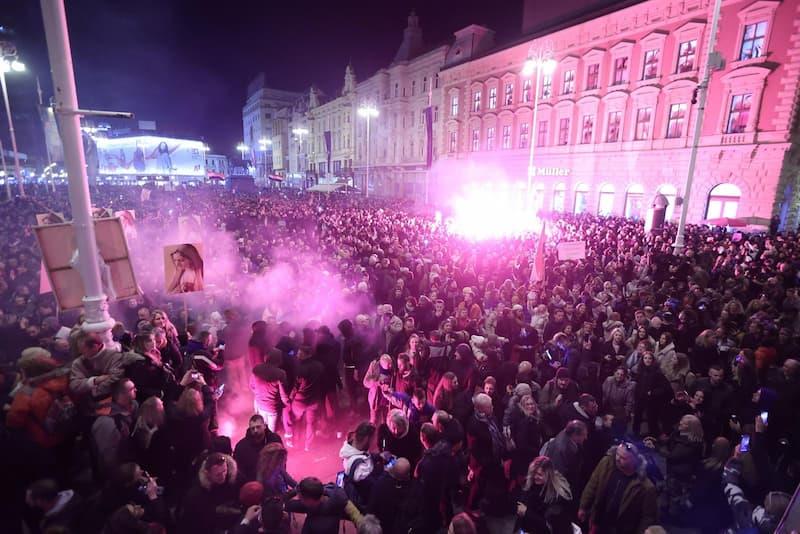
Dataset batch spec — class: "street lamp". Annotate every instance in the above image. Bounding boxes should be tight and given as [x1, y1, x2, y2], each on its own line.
[291, 128, 308, 188]
[0, 54, 26, 197]
[521, 50, 556, 199]
[357, 104, 379, 198]
[258, 137, 271, 179]
[236, 143, 249, 165]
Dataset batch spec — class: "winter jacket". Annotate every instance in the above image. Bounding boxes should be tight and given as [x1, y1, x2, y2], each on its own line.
[292, 357, 324, 405]
[602, 376, 636, 421]
[547, 430, 583, 491]
[91, 400, 138, 479]
[250, 363, 290, 413]
[339, 441, 374, 482]
[285, 486, 362, 534]
[663, 432, 703, 481]
[6, 366, 70, 448]
[69, 347, 140, 413]
[580, 448, 658, 534]
[233, 428, 283, 483]
[178, 454, 241, 534]
[416, 440, 458, 531]
[363, 360, 392, 414]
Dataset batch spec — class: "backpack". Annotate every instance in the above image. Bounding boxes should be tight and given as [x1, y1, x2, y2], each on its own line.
[42, 392, 77, 435]
[337, 456, 374, 512]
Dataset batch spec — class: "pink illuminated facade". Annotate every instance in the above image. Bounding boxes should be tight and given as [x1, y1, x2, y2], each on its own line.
[435, 0, 800, 226]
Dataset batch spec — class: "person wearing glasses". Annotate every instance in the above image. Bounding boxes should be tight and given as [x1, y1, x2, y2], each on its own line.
[579, 442, 658, 534]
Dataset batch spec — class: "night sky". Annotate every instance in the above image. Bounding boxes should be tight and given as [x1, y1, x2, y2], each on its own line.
[1, 0, 625, 162]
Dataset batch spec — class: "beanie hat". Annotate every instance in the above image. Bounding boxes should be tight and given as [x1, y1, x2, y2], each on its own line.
[556, 367, 571, 379]
[239, 481, 264, 507]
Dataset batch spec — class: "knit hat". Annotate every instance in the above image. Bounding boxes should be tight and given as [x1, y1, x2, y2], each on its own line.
[556, 367, 570, 379]
[239, 481, 264, 507]
[514, 383, 532, 398]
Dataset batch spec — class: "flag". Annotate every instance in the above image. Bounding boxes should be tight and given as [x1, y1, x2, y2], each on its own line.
[530, 222, 546, 283]
[39, 260, 52, 295]
[323, 131, 332, 174]
[423, 106, 434, 168]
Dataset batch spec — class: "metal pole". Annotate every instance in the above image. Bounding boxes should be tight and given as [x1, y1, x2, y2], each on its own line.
[0, 68, 25, 197]
[527, 66, 542, 196]
[365, 116, 370, 198]
[673, 0, 723, 253]
[0, 138, 9, 199]
[40, 0, 114, 341]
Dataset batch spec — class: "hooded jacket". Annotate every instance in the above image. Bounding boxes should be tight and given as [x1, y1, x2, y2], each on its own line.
[178, 454, 240, 534]
[6, 365, 70, 448]
[339, 441, 374, 482]
[580, 447, 658, 534]
[69, 347, 141, 414]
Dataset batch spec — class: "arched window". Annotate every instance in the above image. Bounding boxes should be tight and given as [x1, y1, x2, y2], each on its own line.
[706, 183, 741, 219]
[532, 183, 545, 214]
[657, 184, 678, 220]
[574, 183, 590, 214]
[598, 184, 615, 216]
[625, 184, 645, 220]
[553, 183, 566, 212]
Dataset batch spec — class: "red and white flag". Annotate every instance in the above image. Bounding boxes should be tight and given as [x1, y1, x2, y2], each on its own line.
[530, 222, 546, 283]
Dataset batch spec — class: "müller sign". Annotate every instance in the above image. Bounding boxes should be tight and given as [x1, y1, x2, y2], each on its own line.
[533, 167, 571, 176]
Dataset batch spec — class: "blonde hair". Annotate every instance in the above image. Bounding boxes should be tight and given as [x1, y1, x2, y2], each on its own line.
[680, 415, 704, 443]
[176, 388, 203, 417]
[524, 456, 572, 503]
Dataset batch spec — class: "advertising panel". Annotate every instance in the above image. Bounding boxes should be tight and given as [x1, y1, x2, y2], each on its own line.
[95, 136, 205, 176]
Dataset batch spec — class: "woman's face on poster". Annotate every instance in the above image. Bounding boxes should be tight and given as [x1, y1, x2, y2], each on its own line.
[172, 251, 190, 271]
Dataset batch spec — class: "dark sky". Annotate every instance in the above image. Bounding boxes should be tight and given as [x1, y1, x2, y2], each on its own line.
[1, 0, 623, 161]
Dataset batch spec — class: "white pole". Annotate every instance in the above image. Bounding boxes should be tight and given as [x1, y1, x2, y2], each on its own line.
[673, 0, 723, 253]
[0, 68, 25, 197]
[527, 67, 542, 196]
[40, 0, 114, 341]
[365, 116, 370, 198]
[0, 138, 9, 199]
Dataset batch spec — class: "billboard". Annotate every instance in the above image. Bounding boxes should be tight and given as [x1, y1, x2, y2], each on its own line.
[95, 136, 205, 177]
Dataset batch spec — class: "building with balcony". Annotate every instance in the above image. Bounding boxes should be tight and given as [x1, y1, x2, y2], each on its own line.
[436, 0, 800, 226]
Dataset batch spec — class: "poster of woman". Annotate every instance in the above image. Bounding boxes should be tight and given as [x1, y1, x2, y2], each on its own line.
[164, 243, 204, 294]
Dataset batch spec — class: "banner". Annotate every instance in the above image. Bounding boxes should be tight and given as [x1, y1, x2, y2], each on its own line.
[164, 243, 204, 294]
[95, 135, 205, 176]
[36, 212, 65, 225]
[324, 131, 332, 175]
[557, 241, 586, 261]
[530, 222, 546, 283]
[424, 106, 434, 168]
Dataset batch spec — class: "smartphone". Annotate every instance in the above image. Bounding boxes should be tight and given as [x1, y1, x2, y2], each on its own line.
[740, 434, 751, 453]
[335, 472, 345, 488]
[760, 411, 769, 425]
[386, 457, 397, 469]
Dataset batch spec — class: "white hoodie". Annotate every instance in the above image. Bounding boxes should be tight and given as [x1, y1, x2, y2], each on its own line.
[338, 441, 373, 482]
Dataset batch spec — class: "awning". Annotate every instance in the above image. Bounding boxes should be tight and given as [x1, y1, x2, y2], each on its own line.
[268, 174, 283, 182]
[306, 183, 360, 193]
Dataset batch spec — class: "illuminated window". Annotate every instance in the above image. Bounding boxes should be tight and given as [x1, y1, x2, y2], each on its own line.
[541, 74, 552, 98]
[658, 183, 677, 220]
[553, 183, 566, 212]
[581, 115, 594, 144]
[502, 125, 511, 149]
[740, 21, 767, 61]
[450, 95, 459, 116]
[558, 118, 570, 145]
[635, 107, 652, 140]
[574, 183, 590, 214]
[537, 120, 548, 147]
[598, 184, 615, 216]
[519, 122, 530, 148]
[562, 70, 575, 94]
[612, 57, 628, 85]
[488, 87, 497, 109]
[666, 103, 687, 138]
[504, 83, 514, 106]
[586, 64, 599, 90]
[643, 49, 659, 79]
[625, 184, 645, 219]
[522, 79, 532, 102]
[448, 131, 457, 153]
[472, 91, 481, 112]
[606, 111, 621, 142]
[486, 127, 496, 150]
[471, 129, 480, 151]
[726, 93, 752, 133]
[706, 183, 741, 219]
[677, 40, 697, 73]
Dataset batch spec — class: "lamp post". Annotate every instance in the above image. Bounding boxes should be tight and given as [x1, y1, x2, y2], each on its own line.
[291, 127, 308, 188]
[521, 50, 556, 199]
[258, 137, 271, 180]
[357, 104, 379, 198]
[0, 51, 26, 197]
[236, 143, 249, 170]
[0, 138, 8, 200]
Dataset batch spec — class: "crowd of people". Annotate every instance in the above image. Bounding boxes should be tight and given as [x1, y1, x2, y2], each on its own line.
[1, 184, 799, 534]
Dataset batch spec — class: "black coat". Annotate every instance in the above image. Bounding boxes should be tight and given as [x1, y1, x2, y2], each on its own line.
[233, 429, 282, 483]
[416, 441, 459, 531]
[508, 411, 542, 478]
[367, 472, 413, 534]
[515, 484, 572, 534]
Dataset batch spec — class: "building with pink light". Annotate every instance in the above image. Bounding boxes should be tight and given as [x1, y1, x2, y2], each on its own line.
[435, 0, 800, 227]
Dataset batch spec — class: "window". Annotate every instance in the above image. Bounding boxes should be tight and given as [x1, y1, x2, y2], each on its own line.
[606, 111, 622, 142]
[434, 74, 440, 88]
[613, 57, 628, 85]
[448, 131, 457, 153]
[658, 184, 677, 220]
[504, 83, 514, 106]
[519, 123, 530, 148]
[486, 127, 495, 150]
[488, 87, 497, 109]
[537, 120, 548, 147]
[574, 184, 590, 214]
[472, 91, 481, 112]
[411, 80, 416, 96]
[643, 49, 659, 79]
[541, 74, 552, 98]
[581, 115, 594, 144]
[625, 185, 645, 220]
[553, 184, 566, 212]
[706, 183, 741, 219]
[450, 95, 459, 116]
[394, 83, 399, 97]
[558, 118, 570, 145]
[635, 107, 652, 140]
[586, 64, 599, 90]
[423, 77, 428, 92]
[471, 129, 480, 151]
[598, 184, 615, 216]
[739, 21, 767, 61]
[562, 70, 575, 94]
[434, 106, 438, 122]
[522, 79, 532, 102]
[677, 40, 697, 73]
[726, 93, 752, 133]
[666, 103, 687, 138]
[502, 125, 511, 148]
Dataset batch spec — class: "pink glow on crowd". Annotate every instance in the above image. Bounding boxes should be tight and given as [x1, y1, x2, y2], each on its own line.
[446, 180, 542, 240]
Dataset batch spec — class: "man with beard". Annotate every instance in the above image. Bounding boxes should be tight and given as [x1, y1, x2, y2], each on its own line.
[233, 414, 282, 483]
